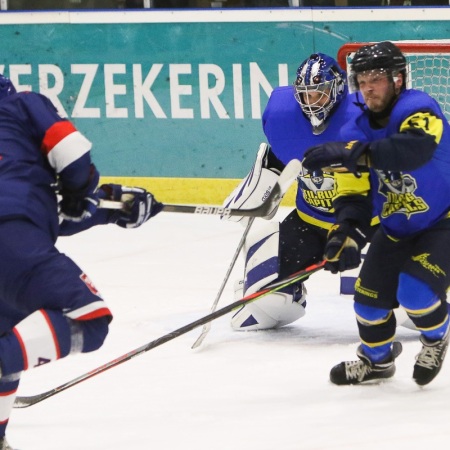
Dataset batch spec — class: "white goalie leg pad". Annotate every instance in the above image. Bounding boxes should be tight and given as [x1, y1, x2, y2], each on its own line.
[244, 221, 281, 294]
[230, 222, 306, 330]
[231, 288, 306, 330]
[223, 143, 280, 225]
[394, 306, 418, 331]
[13, 309, 61, 370]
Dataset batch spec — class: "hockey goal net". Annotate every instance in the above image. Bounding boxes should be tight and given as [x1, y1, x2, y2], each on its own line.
[337, 40, 450, 120]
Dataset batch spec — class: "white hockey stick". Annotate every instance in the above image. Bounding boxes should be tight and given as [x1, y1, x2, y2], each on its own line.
[99, 158, 302, 218]
[191, 217, 255, 349]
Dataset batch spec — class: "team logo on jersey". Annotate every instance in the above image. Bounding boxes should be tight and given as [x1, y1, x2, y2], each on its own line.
[400, 112, 443, 144]
[299, 170, 336, 212]
[377, 171, 429, 218]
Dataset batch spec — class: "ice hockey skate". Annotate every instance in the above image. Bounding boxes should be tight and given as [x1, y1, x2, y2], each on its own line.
[330, 342, 403, 385]
[413, 328, 450, 386]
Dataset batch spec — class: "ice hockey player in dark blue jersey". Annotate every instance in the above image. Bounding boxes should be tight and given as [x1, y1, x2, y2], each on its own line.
[303, 41, 450, 386]
[223, 53, 378, 331]
[0, 74, 162, 450]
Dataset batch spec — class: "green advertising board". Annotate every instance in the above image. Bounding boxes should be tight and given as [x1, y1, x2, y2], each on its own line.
[0, 8, 449, 202]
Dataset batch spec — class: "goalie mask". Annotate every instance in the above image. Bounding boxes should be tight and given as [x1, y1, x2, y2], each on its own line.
[294, 53, 347, 135]
[0, 74, 16, 101]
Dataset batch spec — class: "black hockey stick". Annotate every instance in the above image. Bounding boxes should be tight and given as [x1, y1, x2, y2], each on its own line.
[14, 259, 325, 409]
[99, 158, 301, 218]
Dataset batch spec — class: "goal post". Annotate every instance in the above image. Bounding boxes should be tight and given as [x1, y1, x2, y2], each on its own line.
[337, 40, 450, 120]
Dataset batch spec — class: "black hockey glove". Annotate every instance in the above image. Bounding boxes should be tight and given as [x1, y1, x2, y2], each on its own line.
[59, 164, 100, 223]
[324, 222, 368, 274]
[99, 184, 163, 228]
[303, 140, 369, 175]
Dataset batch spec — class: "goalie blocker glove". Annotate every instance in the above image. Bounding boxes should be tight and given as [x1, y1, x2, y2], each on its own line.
[324, 221, 368, 273]
[100, 184, 163, 228]
[303, 140, 369, 175]
[222, 143, 284, 225]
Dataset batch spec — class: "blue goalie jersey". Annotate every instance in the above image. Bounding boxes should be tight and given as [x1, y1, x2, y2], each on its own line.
[262, 85, 370, 230]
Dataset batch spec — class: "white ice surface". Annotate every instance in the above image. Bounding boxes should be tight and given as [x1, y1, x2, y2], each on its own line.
[9, 208, 450, 450]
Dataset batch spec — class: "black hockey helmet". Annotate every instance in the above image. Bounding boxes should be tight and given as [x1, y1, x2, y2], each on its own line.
[350, 41, 407, 90]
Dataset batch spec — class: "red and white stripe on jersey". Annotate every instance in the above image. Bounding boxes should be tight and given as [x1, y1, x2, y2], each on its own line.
[64, 301, 112, 321]
[41, 121, 92, 173]
[0, 389, 17, 424]
[13, 310, 60, 371]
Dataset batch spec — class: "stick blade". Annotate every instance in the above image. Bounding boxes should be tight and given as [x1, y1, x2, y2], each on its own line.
[14, 394, 43, 408]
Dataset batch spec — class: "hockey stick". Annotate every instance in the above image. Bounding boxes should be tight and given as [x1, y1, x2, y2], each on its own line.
[191, 158, 301, 348]
[191, 217, 255, 350]
[14, 259, 324, 409]
[98, 158, 302, 218]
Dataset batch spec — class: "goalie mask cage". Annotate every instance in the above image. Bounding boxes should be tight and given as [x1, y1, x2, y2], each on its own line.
[337, 40, 450, 121]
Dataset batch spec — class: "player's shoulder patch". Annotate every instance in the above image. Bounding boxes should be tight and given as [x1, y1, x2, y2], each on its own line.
[399, 111, 443, 143]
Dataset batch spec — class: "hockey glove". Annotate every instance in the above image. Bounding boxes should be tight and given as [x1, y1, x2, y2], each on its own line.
[59, 164, 100, 223]
[222, 143, 281, 225]
[303, 140, 369, 175]
[99, 184, 163, 228]
[324, 222, 367, 274]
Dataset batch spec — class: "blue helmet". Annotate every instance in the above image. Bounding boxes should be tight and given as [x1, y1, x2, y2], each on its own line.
[0, 74, 16, 101]
[294, 53, 347, 134]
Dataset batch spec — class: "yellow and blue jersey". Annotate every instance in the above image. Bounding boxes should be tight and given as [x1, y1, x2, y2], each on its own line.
[354, 89, 450, 239]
